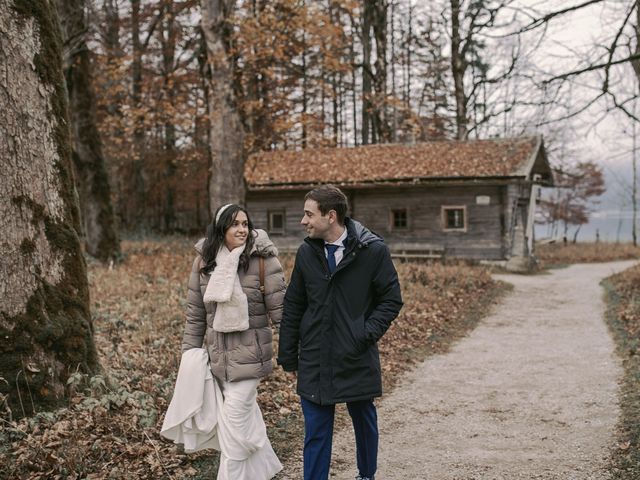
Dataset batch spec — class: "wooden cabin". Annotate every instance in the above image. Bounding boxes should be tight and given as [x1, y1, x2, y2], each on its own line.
[244, 136, 553, 270]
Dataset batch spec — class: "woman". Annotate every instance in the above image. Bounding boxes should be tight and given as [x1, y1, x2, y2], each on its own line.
[182, 204, 285, 479]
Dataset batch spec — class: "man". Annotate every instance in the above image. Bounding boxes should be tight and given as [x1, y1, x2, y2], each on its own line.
[278, 185, 403, 480]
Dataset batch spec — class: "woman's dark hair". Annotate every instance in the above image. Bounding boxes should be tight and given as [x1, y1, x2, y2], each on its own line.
[200, 204, 255, 274]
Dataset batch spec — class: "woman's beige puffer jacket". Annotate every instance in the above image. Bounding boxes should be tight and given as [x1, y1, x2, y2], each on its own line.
[181, 229, 285, 382]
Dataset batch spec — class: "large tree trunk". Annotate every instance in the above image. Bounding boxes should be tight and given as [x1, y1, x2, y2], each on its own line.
[161, 1, 177, 231]
[0, 0, 99, 416]
[632, 0, 640, 86]
[244, 0, 269, 152]
[361, 0, 388, 145]
[450, 0, 468, 140]
[371, 0, 389, 142]
[633, 108, 638, 247]
[56, 0, 120, 262]
[361, 0, 373, 145]
[201, 0, 246, 211]
[301, 30, 308, 149]
[130, 0, 147, 226]
[349, 13, 359, 146]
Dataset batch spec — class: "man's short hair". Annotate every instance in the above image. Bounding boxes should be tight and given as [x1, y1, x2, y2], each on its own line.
[305, 185, 349, 224]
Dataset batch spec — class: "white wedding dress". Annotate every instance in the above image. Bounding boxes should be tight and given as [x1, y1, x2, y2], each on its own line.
[161, 349, 282, 480]
[216, 378, 282, 480]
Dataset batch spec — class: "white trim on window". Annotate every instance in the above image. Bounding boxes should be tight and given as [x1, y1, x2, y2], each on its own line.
[441, 205, 467, 232]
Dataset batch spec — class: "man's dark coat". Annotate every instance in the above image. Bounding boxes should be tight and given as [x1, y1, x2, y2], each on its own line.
[278, 218, 403, 405]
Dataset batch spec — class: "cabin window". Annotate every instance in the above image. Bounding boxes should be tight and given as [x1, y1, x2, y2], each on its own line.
[390, 208, 408, 230]
[268, 210, 285, 234]
[442, 206, 467, 232]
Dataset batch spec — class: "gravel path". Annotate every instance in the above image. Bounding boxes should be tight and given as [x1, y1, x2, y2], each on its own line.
[278, 260, 637, 480]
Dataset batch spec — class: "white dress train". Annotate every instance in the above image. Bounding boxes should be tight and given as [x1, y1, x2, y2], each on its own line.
[216, 377, 282, 480]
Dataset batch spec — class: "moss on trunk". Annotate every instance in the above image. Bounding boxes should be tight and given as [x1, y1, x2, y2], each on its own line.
[0, 0, 100, 417]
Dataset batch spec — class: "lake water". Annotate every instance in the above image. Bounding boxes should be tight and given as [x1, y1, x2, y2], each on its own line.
[535, 211, 639, 243]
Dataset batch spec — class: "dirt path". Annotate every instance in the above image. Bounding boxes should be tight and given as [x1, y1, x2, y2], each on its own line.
[278, 260, 637, 480]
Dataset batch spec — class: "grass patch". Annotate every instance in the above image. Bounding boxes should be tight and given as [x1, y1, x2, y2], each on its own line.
[536, 242, 639, 269]
[603, 264, 640, 479]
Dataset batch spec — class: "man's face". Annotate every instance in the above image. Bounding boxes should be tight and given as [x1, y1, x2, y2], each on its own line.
[301, 199, 332, 240]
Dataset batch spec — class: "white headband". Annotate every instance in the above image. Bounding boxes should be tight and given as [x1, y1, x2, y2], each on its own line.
[215, 203, 234, 224]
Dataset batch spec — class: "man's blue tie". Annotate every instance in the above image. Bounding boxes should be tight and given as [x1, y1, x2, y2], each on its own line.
[326, 244, 339, 274]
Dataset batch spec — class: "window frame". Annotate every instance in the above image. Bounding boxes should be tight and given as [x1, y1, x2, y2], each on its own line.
[267, 209, 286, 235]
[389, 207, 409, 231]
[441, 205, 467, 232]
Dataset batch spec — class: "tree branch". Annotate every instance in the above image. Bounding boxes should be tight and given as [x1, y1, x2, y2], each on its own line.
[603, 2, 636, 93]
[543, 53, 640, 83]
[506, 0, 605, 37]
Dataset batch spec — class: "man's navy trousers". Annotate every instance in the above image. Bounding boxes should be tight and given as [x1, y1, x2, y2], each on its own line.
[301, 397, 378, 480]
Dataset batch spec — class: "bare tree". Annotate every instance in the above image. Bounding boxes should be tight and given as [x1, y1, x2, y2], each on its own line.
[447, 0, 518, 140]
[361, 0, 390, 144]
[539, 162, 606, 242]
[449, 0, 467, 139]
[1, 0, 99, 416]
[512, 1, 640, 123]
[201, 0, 246, 210]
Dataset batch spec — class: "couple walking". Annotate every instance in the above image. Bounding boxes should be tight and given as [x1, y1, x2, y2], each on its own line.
[166, 185, 403, 480]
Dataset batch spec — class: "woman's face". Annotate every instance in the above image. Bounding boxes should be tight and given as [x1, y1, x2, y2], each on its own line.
[224, 210, 249, 250]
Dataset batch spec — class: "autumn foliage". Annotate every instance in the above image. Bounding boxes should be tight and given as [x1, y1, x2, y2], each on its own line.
[607, 265, 640, 342]
[537, 161, 605, 240]
[0, 237, 497, 479]
[604, 264, 640, 478]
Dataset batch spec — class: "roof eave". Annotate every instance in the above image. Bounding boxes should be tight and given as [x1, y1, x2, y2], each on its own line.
[247, 175, 530, 191]
[520, 135, 554, 186]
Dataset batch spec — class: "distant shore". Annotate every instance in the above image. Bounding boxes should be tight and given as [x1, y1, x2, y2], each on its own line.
[537, 213, 639, 243]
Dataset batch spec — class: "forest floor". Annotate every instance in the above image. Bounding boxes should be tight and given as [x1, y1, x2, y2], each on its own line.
[275, 260, 638, 479]
[603, 262, 640, 479]
[0, 236, 502, 480]
[2, 239, 638, 479]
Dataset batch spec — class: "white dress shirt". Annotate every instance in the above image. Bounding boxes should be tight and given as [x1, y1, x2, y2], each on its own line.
[324, 227, 348, 266]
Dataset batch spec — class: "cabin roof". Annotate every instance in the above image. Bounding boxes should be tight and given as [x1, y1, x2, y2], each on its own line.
[245, 135, 553, 190]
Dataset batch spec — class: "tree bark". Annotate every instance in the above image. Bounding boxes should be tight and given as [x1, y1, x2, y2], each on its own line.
[101, 0, 125, 120]
[633, 103, 638, 247]
[450, 0, 468, 140]
[0, 0, 99, 416]
[56, 0, 120, 262]
[349, 13, 359, 146]
[302, 29, 308, 149]
[245, 0, 269, 152]
[361, 0, 373, 144]
[633, 0, 640, 86]
[160, 0, 177, 231]
[633, 2, 639, 247]
[361, 0, 389, 144]
[390, 0, 397, 142]
[371, 0, 389, 142]
[130, 0, 147, 225]
[103, 0, 121, 59]
[201, 0, 246, 211]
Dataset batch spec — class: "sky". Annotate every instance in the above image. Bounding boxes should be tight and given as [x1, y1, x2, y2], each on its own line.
[513, 1, 639, 241]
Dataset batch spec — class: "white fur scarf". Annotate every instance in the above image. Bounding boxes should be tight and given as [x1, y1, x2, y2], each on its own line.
[202, 245, 250, 332]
